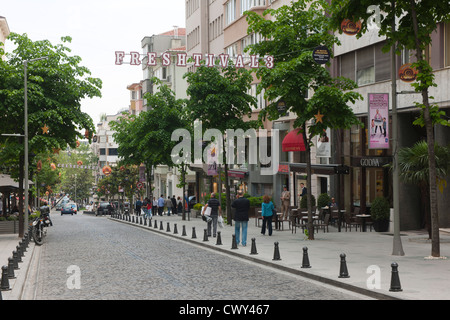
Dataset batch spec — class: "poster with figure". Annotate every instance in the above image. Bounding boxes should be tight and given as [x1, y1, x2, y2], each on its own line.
[207, 144, 218, 176]
[368, 93, 389, 149]
[316, 128, 331, 157]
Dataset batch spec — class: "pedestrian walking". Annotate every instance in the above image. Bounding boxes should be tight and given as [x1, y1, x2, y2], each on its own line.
[261, 195, 275, 236]
[171, 196, 177, 215]
[165, 196, 173, 216]
[280, 186, 290, 220]
[231, 190, 250, 246]
[202, 192, 222, 237]
[142, 198, 148, 217]
[153, 197, 158, 216]
[158, 195, 165, 216]
[146, 198, 152, 219]
[135, 198, 142, 216]
[177, 196, 183, 214]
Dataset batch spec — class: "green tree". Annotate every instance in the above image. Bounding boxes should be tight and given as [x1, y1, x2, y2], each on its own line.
[328, 0, 450, 257]
[245, 0, 362, 239]
[184, 62, 258, 225]
[111, 79, 189, 207]
[398, 141, 450, 239]
[0, 33, 101, 236]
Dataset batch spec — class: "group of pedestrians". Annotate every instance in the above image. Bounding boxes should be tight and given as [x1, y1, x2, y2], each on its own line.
[135, 195, 184, 218]
[200, 190, 279, 247]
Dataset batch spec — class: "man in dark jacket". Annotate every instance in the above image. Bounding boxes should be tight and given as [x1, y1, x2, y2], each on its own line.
[203, 192, 222, 237]
[231, 190, 250, 246]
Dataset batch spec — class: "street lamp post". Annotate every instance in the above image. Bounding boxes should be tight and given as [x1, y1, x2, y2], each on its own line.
[23, 56, 48, 236]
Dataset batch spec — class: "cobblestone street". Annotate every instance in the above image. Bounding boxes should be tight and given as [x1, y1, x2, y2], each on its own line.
[32, 212, 362, 301]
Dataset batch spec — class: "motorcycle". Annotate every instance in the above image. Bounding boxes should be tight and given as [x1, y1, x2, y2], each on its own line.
[32, 205, 53, 245]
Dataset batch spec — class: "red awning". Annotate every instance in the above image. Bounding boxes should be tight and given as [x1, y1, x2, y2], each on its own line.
[282, 128, 306, 152]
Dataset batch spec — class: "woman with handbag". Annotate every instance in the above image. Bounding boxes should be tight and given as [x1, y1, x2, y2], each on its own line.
[261, 195, 275, 236]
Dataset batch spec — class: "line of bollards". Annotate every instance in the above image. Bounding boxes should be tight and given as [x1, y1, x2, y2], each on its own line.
[112, 214, 403, 293]
[0, 230, 31, 298]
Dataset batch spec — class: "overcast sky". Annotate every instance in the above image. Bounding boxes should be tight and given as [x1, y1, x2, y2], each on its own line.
[2, 0, 186, 125]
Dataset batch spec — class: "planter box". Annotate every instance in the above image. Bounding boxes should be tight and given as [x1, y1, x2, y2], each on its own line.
[373, 220, 389, 232]
[0, 220, 19, 234]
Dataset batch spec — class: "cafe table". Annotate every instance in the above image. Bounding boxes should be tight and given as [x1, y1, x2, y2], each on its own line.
[356, 214, 371, 232]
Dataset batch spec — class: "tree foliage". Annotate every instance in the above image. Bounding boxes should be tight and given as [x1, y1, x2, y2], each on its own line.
[245, 0, 362, 238]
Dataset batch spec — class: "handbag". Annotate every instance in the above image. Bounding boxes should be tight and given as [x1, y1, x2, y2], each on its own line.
[203, 206, 212, 216]
[218, 215, 224, 228]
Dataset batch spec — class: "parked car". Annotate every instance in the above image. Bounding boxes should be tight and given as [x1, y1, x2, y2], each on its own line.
[96, 202, 115, 216]
[61, 203, 76, 216]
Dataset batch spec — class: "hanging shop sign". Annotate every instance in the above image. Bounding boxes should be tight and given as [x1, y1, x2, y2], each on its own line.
[340, 19, 362, 36]
[368, 93, 389, 150]
[115, 52, 274, 69]
[351, 156, 392, 168]
[312, 46, 330, 64]
[398, 63, 418, 82]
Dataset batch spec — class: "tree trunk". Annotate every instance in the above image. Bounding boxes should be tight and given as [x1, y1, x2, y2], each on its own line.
[409, 0, 440, 257]
[222, 135, 232, 226]
[303, 123, 314, 240]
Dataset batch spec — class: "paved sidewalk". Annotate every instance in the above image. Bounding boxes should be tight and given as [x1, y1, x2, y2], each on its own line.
[1, 212, 449, 300]
[110, 213, 450, 300]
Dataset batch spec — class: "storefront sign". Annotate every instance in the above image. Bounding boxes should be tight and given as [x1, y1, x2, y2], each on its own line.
[278, 164, 289, 173]
[398, 63, 418, 82]
[368, 93, 389, 149]
[351, 157, 392, 168]
[340, 19, 362, 36]
[312, 46, 330, 64]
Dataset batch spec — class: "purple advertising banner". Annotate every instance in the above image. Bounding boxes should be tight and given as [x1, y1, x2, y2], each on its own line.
[368, 93, 389, 149]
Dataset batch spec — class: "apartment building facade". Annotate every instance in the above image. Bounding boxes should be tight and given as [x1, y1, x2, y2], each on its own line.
[330, 22, 450, 229]
[0, 16, 10, 57]
[140, 27, 196, 200]
[186, 0, 322, 209]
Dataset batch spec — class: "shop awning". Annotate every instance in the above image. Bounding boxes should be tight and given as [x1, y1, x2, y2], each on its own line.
[282, 128, 306, 152]
[288, 163, 350, 175]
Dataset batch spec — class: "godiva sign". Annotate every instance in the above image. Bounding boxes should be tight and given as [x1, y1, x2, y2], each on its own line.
[351, 156, 392, 168]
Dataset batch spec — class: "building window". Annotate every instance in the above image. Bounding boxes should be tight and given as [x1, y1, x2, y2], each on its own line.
[227, 0, 236, 25]
[340, 51, 355, 82]
[100, 148, 106, 155]
[356, 46, 375, 86]
[108, 148, 118, 156]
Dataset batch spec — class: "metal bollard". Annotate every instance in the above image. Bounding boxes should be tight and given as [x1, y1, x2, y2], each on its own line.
[191, 227, 197, 239]
[389, 262, 403, 292]
[250, 238, 258, 255]
[231, 234, 238, 249]
[338, 253, 350, 278]
[160, 221, 163, 230]
[154, 219, 158, 228]
[216, 231, 222, 245]
[182, 225, 187, 236]
[7, 258, 15, 279]
[173, 223, 178, 234]
[12, 251, 19, 270]
[272, 242, 281, 261]
[0, 266, 10, 291]
[203, 229, 209, 242]
[301, 247, 311, 268]
[16, 246, 22, 262]
[166, 222, 171, 232]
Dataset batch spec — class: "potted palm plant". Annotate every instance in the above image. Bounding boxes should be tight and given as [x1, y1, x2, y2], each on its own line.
[370, 196, 390, 232]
